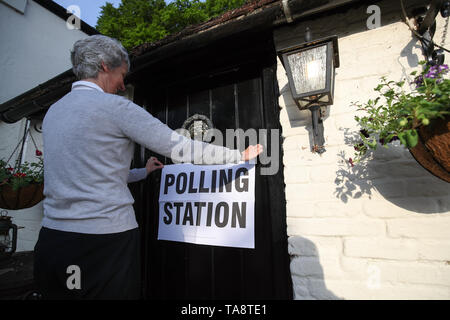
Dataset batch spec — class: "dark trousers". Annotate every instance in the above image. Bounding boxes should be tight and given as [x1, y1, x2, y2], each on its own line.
[33, 227, 141, 300]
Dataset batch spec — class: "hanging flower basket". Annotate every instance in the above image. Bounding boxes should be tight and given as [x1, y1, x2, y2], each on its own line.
[0, 183, 44, 210]
[0, 120, 44, 210]
[350, 62, 450, 183]
[409, 115, 450, 182]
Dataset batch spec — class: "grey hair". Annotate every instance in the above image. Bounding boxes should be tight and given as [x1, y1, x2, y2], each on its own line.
[70, 35, 130, 80]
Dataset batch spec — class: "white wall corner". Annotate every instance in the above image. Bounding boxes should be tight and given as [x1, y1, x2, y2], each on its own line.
[0, 0, 27, 14]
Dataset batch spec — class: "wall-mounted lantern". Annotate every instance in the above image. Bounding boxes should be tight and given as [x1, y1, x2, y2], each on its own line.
[0, 212, 18, 257]
[278, 28, 340, 153]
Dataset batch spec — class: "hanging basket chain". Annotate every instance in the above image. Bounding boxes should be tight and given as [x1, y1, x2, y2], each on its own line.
[400, 0, 450, 54]
[5, 133, 26, 169]
[28, 128, 39, 151]
[442, 16, 449, 48]
[5, 120, 31, 172]
[4, 119, 40, 174]
[15, 120, 29, 171]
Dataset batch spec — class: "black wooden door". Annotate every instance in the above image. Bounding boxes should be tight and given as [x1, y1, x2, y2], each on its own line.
[130, 33, 291, 299]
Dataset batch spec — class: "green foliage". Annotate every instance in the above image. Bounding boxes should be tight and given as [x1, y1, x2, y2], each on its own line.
[351, 62, 450, 164]
[204, 0, 248, 17]
[0, 152, 44, 191]
[96, 0, 248, 50]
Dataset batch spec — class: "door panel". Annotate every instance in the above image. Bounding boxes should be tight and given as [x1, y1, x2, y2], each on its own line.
[132, 50, 291, 300]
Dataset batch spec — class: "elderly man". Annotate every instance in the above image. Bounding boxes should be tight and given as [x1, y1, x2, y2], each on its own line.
[34, 35, 262, 300]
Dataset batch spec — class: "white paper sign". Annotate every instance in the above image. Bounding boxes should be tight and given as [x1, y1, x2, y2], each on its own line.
[158, 162, 255, 249]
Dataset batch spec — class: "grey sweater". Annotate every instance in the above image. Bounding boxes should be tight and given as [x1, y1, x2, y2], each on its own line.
[42, 82, 241, 234]
[127, 168, 148, 183]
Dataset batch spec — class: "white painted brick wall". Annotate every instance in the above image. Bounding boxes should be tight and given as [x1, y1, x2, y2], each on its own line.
[277, 5, 450, 300]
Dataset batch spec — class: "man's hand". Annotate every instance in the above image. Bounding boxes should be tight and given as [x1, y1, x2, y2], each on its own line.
[241, 144, 264, 161]
[145, 156, 164, 174]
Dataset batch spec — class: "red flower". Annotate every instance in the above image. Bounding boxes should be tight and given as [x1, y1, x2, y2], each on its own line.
[13, 172, 26, 178]
[7, 167, 13, 171]
[35, 149, 43, 156]
[348, 158, 354, 167]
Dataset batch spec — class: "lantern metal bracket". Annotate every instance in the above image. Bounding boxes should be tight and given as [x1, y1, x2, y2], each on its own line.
[310, 105, 326, 154]
[281, 0, 294, 23]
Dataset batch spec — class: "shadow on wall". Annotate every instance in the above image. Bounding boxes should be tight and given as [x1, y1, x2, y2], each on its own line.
[289, 236, 342, 300]
[399, 37, 421, 71]
[334, 128, 450, 214]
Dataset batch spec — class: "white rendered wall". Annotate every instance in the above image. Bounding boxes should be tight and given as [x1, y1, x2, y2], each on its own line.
[0, 0, 90, 251]
[276, 3, 450, 299]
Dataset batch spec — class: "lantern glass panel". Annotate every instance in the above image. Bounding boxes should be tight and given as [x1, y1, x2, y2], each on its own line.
[297, 99, 309, 108]
[319, 95, 329, 103]
[287, 44, 327, 95]
[0, 233, 9, 252]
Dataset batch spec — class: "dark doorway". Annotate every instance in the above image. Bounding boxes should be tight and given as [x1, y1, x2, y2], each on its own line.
[130, 31, 292, 299]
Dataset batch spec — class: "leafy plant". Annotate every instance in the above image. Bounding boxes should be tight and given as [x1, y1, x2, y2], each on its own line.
[0, 150, 44, 191]
[96, 0, 248, 50]
[350, 62, 450, 166]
